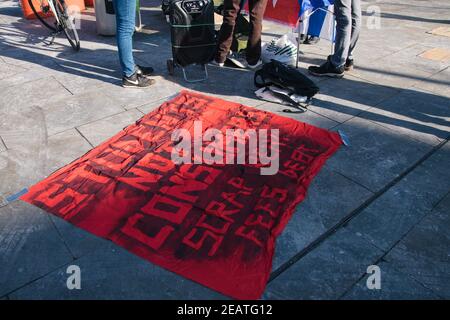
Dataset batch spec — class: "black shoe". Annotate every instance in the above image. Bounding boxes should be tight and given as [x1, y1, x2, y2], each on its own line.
[136, 65, 154, 76]
[345, 58, 354, 71]
[308, 56, 344, 78]
[122, 72, 156, 88]
[299, 33, 307, 42]
[304, 36, 320, 45]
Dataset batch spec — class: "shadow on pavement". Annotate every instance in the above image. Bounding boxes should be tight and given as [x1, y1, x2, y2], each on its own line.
[0, 0, 449, 142]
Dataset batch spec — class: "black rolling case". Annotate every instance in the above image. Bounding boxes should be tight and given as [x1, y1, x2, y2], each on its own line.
[165, 0, 216, 82]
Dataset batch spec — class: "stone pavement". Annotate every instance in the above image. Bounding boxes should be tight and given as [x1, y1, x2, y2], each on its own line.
[0, 0, 449, 299]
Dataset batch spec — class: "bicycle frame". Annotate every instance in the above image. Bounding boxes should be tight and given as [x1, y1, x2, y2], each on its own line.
[48, 0, 61, 24]
[37, 0, 61, 25]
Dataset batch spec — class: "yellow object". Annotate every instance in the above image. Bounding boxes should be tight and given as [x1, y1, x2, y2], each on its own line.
[419, 48, 450, 62]
[427, 27, 450, 38]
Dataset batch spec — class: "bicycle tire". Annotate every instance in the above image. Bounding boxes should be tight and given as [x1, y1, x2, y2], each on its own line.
[54, 0, 80, 51]
[28, 0, 58, 32]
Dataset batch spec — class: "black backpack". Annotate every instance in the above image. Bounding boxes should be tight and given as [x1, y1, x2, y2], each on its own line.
[254, 60, 319, 98]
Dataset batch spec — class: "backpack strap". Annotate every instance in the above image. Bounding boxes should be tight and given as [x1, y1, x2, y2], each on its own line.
[254, 68, 271, 88]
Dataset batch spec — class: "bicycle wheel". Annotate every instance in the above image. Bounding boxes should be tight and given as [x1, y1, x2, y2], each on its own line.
[54, 0, 80, 51]
[28, 0, 58, 32]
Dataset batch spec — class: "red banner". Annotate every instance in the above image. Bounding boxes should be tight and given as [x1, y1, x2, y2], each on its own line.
[21, 91, 341, 299]
[262, 0, 301, 27]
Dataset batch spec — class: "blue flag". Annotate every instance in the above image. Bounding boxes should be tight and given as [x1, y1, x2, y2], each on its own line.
[300, 0, 334, 14]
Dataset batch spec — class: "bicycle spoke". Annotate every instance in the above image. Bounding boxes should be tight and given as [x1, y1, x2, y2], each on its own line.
[54, 0, 81, 51]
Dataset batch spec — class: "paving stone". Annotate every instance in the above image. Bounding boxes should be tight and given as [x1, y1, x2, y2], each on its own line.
[419, 48, 450, 62]
[137, 96, 177, 114]
[189, 66, 268, 107]
[96, 75, 185, 110]
[342, 261, 440, 300]
[382, 193, 450, 299]
[0, 77, 72, 110]
[359, 88, 450, 145]
[256, 102, 339, 130]
[42, 90, 127, 136]
[0, 3, 22, 21]
[272, 168, 373, 270]
[0, 104, 52, 198]
[0, 45, 62, 69]
[413, 67, 450, 98]
[427, 27, 450, 38]
[328, 117, 433, 192]
[53, 48, 121, 81]
[77, 108, 144, 146]
[0, 65, 65, 91]
[49, 43, 122, 94]
[417, 140, 450, 184]
[0, 129, 92, 200]
[0, 201, 74, 297]
[0, 62, 27, 81]
[53, 70, 120, 96]
[344, 141, 450, 251]
[8, 242, 226, 300]
[48, 214, 111, 260]
[0, 0, 20, 8]
[309, 76, 400, 123]
[349, 58, 435, 90]
[357, 26, 418, 51]
[203, 91, 266, 110]
[361, 8, 445, 37]
[44, 129, 93, 173]
[422, 32, 450, 50]
[349, 39, 399, 65]
[75, 35, 118, 52]
[0, 130, 102, 261]
[0, 21, 69, 55]
[264, 228, 383, 300]
[381, 44, 450, 74]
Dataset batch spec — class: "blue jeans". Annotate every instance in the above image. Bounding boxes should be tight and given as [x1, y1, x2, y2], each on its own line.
[331, 0, 361, 67]
[112, 0, 136, 77]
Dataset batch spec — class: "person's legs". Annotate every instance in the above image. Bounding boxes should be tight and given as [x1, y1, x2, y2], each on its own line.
[330, 0, 352, 67]
[246, 0, 268, 65]
[347, 0, 361, 61]
[215, 0, 241, 63]
[113, 0, 136, 77]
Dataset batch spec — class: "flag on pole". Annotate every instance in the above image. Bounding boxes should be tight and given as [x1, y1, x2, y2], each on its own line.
[261, 0, 301, 26]
[300, 4, 336, 41]
[255, 0, 336, 40]
[300, 0, 334, 14]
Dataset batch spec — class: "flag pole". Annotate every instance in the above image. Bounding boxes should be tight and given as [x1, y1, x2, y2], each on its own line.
[296, 17, 301, 68]
[331, 11, 336, 55]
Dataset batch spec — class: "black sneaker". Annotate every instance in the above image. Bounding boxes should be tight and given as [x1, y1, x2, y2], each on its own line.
[308, 56, 344, 78]
[122, 72, 155, 88]
[299, 33, 307, 42]
[345, 58, 354, 71]
[304, 36, 320, 45]
[136, 65, 154, 77]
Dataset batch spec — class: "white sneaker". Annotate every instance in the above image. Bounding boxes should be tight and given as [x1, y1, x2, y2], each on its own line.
[247, 60, 263, 70]
[210, 60, 224, 67]
[227, 51, 248, 69]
